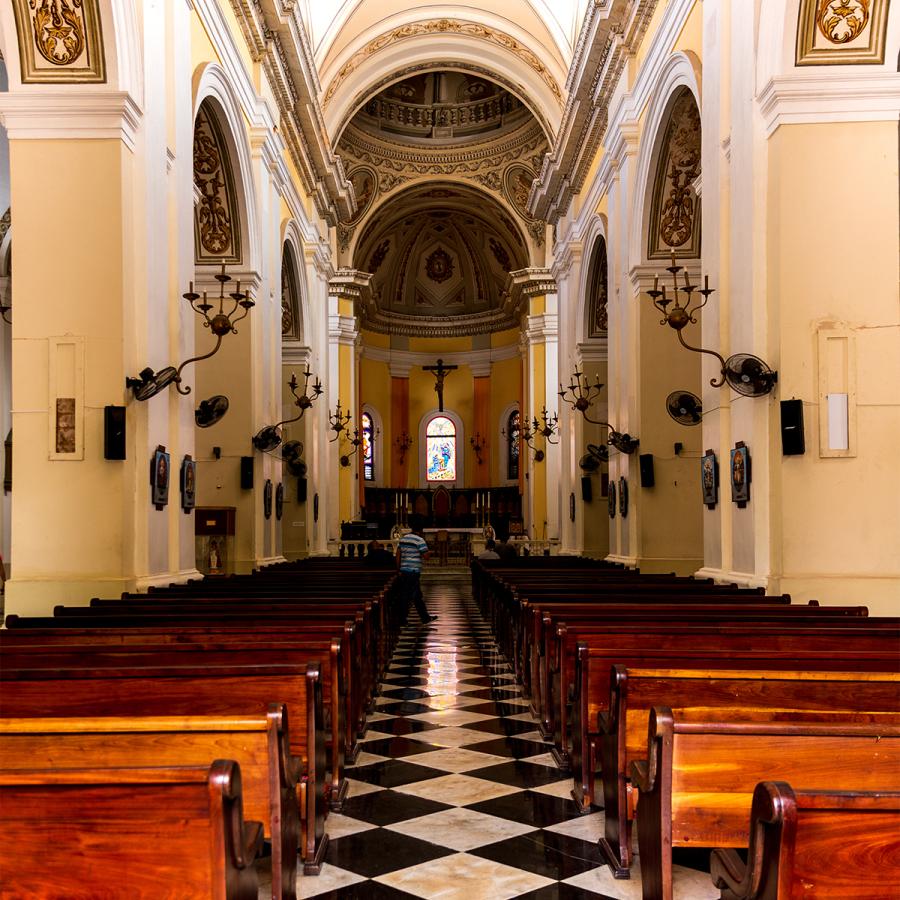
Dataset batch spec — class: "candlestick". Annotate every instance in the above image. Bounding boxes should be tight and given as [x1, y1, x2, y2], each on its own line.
[653, 274, 658, 292]
[683, 270, 690, 288]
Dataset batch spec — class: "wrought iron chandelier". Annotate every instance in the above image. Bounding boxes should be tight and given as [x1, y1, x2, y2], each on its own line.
[252, 365, 323, 452]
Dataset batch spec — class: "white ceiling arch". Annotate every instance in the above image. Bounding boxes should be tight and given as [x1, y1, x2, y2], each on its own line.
[309, 0, 587, 73]
[318, 7, 569, 139]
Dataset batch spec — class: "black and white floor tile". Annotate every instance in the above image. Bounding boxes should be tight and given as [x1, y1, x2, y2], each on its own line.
[267, 576, 718, 899]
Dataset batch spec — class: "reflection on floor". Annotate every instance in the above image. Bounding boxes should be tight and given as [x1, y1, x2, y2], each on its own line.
[261, 576, 717, 899]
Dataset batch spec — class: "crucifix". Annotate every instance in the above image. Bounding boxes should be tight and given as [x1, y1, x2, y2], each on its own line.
[423, 358, 458, 412]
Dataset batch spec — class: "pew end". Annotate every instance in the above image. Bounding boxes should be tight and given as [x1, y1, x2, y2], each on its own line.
[711, 781, 900, 899]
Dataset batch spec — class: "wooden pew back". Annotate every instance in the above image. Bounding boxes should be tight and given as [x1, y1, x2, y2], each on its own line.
[0, 760, 262, 900]
[0, 707, 298, 900]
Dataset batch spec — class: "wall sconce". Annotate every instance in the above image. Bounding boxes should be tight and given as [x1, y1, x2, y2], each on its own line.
[252, 365, 323, 452]
[520, 408, 558, 462]
[0, 285, 10, 324]
[469, 432, 486, 464]
[126, 263, 254, 401]
[340, 425, 379, 467]
[329, 401, 352, 442]
[646, 253, 778, 397]
[395, 431, 413, 465]
[558, 368, 640, 454]
[340, 427, 360, 467]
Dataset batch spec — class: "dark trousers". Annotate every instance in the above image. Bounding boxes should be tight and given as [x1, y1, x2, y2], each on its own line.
[397, 570, 430, 621]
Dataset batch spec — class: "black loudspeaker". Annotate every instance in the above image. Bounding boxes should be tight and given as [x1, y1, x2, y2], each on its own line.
[780, 399, 805, 455]
[581, 476, 592, 502]
[639, 453, 655, 488]
[297, 477, 308, 503]
[240, 456, 254, 490]
[104, 405, 126, 460]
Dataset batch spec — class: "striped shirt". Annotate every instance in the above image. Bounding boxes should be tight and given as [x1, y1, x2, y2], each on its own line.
[398, 533, 429, 573]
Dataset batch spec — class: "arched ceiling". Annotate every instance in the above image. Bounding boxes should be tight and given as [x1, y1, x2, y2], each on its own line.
[317, 7, 571, 138]
[353, 182, 529, 337]
[310, 1, 586, 76]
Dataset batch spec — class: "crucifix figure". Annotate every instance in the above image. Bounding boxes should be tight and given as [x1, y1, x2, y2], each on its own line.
[423, 358, 458, 412]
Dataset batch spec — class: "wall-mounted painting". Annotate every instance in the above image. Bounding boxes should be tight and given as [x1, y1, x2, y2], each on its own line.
[730, 443, 751, 508]
[151, 446, 170, 511]
[701, 449, 718, 509]
[608, 480, 616, 519]
[180, 455, 196, 513]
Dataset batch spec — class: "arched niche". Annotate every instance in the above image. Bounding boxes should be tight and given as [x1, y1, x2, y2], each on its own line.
[320, 15, 564, 140]
[629, 51, 702, 270]
[497, 402, 521, 486]
[192, 63, 261, 276]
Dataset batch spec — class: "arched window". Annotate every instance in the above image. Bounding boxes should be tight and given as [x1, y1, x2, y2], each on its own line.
[426, 415, 456, 482]
[506, 409, 520, 480]
[361, 412, 375, 482]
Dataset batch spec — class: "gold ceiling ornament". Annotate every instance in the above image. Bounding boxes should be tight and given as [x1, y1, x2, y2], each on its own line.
[647, 87, 701, 260]
[818, 0, 870, 43]
[193, 103, 242, 265]
[323, 19, 563, 108]
[12, 0, 105, 83]
[796, 0, 889, 64]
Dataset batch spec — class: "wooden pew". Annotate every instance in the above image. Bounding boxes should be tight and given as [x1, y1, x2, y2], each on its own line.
[566, 625, 900, 808]
[5, 610, 373, 761]
[0, 705, 298, 900]
[2, 623, 362, 771]
[532, 607, 879, 762]
[630, 707, 900, 900]
[0, 760, 262, 900]
[595, 667, 900, 876]
[710, 781, 900, 899]
[0, 655, 330, 873]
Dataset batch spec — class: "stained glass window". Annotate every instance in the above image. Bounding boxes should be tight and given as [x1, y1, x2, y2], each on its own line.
[507, 409, 520, 480]
[362, 412, 374, 481]
[426, 415, 456, 482]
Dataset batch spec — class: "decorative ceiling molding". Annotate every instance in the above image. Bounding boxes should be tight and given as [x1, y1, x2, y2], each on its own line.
[529, 0, 659, 224]
[0, 90, 142, 150]
[322, 19, 564, 110]
[219, 0, 355, 225]
[359, 306, 523, 339]
[758, 71, 900, 136]
[361, 342, 521, 369]
[334, 61, 555, 142]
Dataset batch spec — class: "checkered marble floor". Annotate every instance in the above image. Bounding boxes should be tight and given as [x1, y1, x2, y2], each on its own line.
[263, 577, 718, 899]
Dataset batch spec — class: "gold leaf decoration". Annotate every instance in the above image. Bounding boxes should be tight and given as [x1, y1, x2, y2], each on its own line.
[817, 0, 870, 44]
[323, 20, 562, 108]
[193, 103, 242, 265]
[647, 88, 701, 260]
[12, 0, 105, 82]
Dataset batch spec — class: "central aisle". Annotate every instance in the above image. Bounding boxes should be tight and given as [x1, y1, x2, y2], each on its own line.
[294, 576, 715, 899]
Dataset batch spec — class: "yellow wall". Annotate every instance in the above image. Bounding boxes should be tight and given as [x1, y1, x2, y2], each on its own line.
[767, 121, 900, 614]
[8, 140, 128, 610]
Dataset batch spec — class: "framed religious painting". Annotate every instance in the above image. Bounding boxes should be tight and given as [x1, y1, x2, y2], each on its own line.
[263, 479, 273, 520]
[701, 449, 718, 509]
[151, 445, 170, 510]
[618, 476, 628, 518]
[275, 482, 284, 521]
[730, 442, 751, 507]
[180, 455, 196, 513]
[608, 480, 616, 519]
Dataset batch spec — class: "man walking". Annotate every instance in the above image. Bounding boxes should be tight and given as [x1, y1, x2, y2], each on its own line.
[396, 524, 437, 623]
